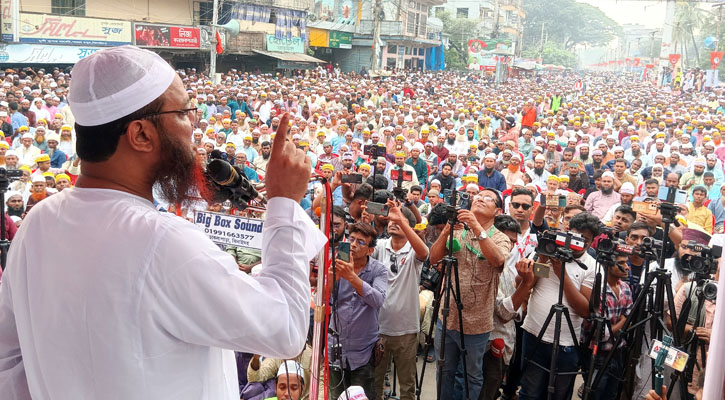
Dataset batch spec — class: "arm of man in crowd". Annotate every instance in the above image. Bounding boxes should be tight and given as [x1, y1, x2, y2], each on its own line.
[532, 193, 547, 228]
[498, 260, 536, 322]
[387, 199, 428, 261]
[429, 223, 452, 267]
[543, 255, 592, 318]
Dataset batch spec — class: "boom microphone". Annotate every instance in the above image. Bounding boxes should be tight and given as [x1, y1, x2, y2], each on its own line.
[206, 158, 266, 210]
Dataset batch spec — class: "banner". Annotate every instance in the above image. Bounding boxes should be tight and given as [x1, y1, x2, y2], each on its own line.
[18, 13, 131, 46]
[711, 51, 724, 69]
[1, 0, 15, 42]
[466, 39, 513, 71]
[0, 44, 102, 64]
[193, 211, 264, 250]
[668, 53, 681, 67]
[134, 23, 201, 49]
[266, 34, 303, 53]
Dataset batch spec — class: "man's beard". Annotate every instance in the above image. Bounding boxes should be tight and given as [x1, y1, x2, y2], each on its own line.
[674, 253, 686, 276]
[580, 153, 589, 161]
[30, 191, 48, 203]
[6, 205, 22, 217]
[601, 187, 613, 195]
[252, 138, 259, 144]
[670, 161, 678, 168]
[534, 167, 544, 176]
[485, 167, 494, 174]
[154, 131, 206, 206]
[694, 170, 704, 177]
[632, 149, 640, 156]
[447, 138, 455, 145]
[21, 106, 29, 112]
[262, 152, 270, 160]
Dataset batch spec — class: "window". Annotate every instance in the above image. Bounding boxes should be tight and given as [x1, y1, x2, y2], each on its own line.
[407, 10, 416, 34]
[388, 45, 397, 54]
[52, 0, 86, 16]
[405, 46, 412, 55]
[419, 13, 426, 35]
[412, 48, 417, 56]
[456, 8, 468, 18]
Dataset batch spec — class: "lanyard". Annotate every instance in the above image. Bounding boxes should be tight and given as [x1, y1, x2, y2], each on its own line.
[461, 226, 496, 260]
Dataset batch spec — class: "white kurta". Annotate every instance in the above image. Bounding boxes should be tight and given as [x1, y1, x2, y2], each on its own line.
[0, 187, 326, 399]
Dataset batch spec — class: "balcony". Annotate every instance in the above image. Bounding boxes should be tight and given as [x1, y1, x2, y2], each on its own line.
[249, 0, 313, 11]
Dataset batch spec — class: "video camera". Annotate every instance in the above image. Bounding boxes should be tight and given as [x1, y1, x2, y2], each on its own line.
[390, 169, 413, 202]
[681, 243, 722, 275]
[420, 259, 441, 292]
[536, 230, 586, 262]
[364, 144, 387, 160]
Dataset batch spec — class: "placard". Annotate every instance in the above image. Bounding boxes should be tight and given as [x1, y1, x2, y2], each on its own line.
[18, 13, 131, 46]
[194, 211, 263, 250]
[329, 31, 352, 49]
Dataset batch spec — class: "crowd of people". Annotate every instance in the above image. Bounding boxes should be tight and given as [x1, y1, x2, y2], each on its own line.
[0, 60, 722, 400]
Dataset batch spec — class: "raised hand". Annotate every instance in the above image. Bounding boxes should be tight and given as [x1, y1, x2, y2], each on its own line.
[265, 113, 312, 201]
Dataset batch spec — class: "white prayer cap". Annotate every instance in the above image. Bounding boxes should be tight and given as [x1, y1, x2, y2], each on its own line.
[338, 386, 368, 400]
[31, 174, 45, 184]
[276, 360, 304, 381]
[620, 182, 635, 195]
[21, 132, 33, 140]
[5, 150, 16, 158]
[601, 171, 614, 179]
[68, 45, 176, 126]
[5, 190, 21, 201]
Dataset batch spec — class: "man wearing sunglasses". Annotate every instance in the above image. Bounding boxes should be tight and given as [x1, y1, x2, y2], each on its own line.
[429, 188, 511, 400]
[372, 199, 429, 400]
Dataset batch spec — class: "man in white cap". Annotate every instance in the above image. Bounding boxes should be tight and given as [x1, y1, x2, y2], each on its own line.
[584, 171, 621, 219]
[0, 46, 326, 399]
[680, 157, 707, 193]
[529, 154, 551, 189]
[17, 131, 40, 166]
[275, 360, 305, 400]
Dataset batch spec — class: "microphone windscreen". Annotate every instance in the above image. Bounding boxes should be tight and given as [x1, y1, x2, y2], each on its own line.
[209, 149, 224, 160]
[207, 159, 234, 184]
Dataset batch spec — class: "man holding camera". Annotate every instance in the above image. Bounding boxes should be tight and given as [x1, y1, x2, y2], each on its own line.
[429, 188, 511, 400]
[386, 151, 418, 193]
[372, 200, 429, 400]
[517, 212, 600, 400]
[328, 222, 387, 400]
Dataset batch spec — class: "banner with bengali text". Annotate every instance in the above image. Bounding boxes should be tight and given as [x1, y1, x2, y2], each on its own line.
[18, 13, 131, 46]
[134, 23, 201, 49]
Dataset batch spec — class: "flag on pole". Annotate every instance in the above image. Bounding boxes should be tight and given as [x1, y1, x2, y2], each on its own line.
[216, 31, 223, 55]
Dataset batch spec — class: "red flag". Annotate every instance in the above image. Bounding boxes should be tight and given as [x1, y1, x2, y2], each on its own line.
[634, 58, 641, 67]
[668, 54, 681, 67]
[215, 31, 223, 55]
[711, 51, 724, 69]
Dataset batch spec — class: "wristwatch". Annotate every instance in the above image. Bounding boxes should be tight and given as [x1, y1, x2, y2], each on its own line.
[476, 229, 488, 241]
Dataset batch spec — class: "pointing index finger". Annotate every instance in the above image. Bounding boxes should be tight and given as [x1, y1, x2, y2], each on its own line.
[270, 112, 291, 159]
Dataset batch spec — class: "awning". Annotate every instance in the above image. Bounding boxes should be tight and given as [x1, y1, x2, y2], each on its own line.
[252, 50, 325, 63]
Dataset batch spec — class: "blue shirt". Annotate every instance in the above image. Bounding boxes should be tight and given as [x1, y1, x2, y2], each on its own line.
[10, 112, 28, 133]
[708, 198, 725, 227]
[477, 169, 507, 192]
[328, 256, 387, 370]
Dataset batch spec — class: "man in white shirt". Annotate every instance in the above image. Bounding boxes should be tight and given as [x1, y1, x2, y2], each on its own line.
[517, 212, 600, 400]
[373, 201, 428, 400]
[0, 46, 326, 400]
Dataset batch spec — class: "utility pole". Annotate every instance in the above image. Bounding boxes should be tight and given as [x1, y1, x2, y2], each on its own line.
[209, 0, 220, 80]
[371, 0, 382, 72]
[538, 21, 545, 60]
[650, 30, 656, 66]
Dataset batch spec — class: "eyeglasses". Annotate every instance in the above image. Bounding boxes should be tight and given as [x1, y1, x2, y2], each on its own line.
[510, 202, 532, 211]
[141, 107, 198, 119]
[350, 238, 370, 247]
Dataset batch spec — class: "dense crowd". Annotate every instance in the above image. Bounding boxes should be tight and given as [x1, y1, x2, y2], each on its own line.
[0, 63, 722, 400]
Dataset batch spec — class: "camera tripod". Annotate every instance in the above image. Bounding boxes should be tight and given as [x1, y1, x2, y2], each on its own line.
[590, 216, 688, 399]
[523, 235, 585, 400]
[667, 275, 713, 397]
[580, 259, 617, 400]
[416, 193, 470, 400]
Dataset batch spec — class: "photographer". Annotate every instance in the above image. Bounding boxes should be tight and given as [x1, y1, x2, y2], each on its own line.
[429, 188, 511, 400]
[372, 199, 429, 400]
[518, 212, 600, 400]
[327, 222, 387, 400]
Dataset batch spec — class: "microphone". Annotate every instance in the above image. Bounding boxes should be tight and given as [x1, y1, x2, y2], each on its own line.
[207, 158, 266, 210]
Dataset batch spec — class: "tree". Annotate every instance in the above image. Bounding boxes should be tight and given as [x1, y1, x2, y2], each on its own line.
[522, 0, 621, 53]
[437, 9, 483, 70]
[522, 42, 577, 68]
[673, 1, 711, 68]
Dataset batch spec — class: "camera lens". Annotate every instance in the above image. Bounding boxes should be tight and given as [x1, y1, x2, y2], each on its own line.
[703, 281, 718, 301]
